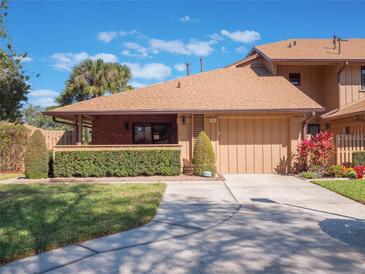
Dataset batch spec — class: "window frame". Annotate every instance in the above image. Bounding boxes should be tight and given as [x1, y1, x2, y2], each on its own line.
[307, 123, 320, 136]
[288, 73, 301, 86]
[361, 66, 365, 91]
[133, 123, 172, 144]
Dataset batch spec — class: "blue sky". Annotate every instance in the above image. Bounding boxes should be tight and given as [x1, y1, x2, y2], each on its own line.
[6, 0, 365, 108]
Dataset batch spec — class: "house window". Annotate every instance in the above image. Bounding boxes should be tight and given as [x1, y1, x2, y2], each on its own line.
[344, 127, 350, 135]
[307, 124, 320, 136]
[133, 123, 171, 144]
[361, 66, 365, 90]
[289, 73, 301, 85]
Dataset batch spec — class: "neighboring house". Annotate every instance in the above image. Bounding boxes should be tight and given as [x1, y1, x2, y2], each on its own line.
[45, 37, 365, 174]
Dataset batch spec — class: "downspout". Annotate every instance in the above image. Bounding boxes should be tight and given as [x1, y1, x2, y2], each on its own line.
[302, 111, 316, 139]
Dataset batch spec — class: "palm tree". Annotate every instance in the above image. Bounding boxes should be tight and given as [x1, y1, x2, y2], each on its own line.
[56, 59, 132, 106]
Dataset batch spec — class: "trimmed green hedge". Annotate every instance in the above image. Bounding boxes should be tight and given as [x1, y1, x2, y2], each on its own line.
[24, 130, 49, 179]
[193, 131, 216, 176]
[53, 150, 181, 177]
[353, 152, 365, 166]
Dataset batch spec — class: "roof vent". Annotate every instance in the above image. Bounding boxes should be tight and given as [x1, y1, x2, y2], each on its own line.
[288, 40, 297, 48]
[177, 81, 181, 88]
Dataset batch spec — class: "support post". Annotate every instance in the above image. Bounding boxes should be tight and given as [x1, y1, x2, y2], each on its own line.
[77, 115, 82, 145]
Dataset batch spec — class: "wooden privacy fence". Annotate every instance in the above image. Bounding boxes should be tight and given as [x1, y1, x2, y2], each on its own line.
[26, 125, 76, 150]
[336, 134, 365, 164]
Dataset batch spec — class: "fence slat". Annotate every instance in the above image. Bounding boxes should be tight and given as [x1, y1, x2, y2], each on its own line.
[336, 134, 365, 165]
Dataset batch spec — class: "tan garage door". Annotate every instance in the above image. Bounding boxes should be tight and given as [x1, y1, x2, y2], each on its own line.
[216, 117, 289, 174]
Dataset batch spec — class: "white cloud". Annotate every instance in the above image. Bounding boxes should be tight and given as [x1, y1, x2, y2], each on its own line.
[29, 89, 58, 98]
[209, 33, 224, 43]
[220, 29, 261, 43]
[97, 31, 117, 43]
[18, 56, 33, 63]
[121, 42, 148, 58]
[91, 53, 118, 63]
[51, 52, 118, 71]
[149, 39, 213, 57]
[221, 46, 228, 54]
[235, 46, 247, 53]
[119, 30, 137, 36]
[179, 15, 200, 23]
[130, 81, 146, 89]
[28, 89, 58, 107]
[174, 63, 186, 72]
[124, 62, 171, 81]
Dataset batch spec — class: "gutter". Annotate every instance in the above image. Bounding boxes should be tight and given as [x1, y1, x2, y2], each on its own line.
[302, 111, 316, 139]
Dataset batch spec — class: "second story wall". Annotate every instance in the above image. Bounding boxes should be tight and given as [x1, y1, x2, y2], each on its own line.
[276, 64, 338, 112]
[339, 64, 365, 107]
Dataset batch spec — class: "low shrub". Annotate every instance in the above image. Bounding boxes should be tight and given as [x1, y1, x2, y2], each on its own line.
[53, 149, 181, 177]
[353, 152, 365, 166]
[0, 123, 30, 172]
[328, 165, 344, 178]
[299, 171, 318, 179]
[354, 165, 365, 179]
[24, 130, 49, 179]
[192, 131, 216, 176]
[297, 131, 335, 177]
[327, 165, 355, 178]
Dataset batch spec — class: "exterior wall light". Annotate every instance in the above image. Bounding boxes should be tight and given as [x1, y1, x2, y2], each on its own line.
[181, 116, 186, 125]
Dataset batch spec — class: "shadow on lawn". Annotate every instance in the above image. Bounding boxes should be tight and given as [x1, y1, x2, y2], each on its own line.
[0, 184, 162, 264]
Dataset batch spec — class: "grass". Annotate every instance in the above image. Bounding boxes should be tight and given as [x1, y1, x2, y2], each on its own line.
[311, 179, 365, 203]
[0, 183, 166, 264]
[0, 173, 22, 181]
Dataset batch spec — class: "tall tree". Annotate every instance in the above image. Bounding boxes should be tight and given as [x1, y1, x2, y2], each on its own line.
[56, 59, 132, 106]
[22, 104, 70, 130]
[0, 0, 30, 121]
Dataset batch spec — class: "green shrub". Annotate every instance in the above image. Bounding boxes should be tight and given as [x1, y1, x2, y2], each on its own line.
[192, 131, 216, 176]
[353, 152, 365, 166]
[24, 130, 49, 178]
[328, 165, 344, 178]
[0, 123, 30, 172]
[299, 171, 318, 179]
[53, 149, 181, 177]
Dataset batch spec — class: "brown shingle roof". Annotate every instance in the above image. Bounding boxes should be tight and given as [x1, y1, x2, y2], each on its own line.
[255, 38, 365, 61]
[322, 99, 365, 120]
[45, 64, 323, 116]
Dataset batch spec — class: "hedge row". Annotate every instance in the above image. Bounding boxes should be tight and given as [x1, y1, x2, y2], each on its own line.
[53, 150, 181, 177]
[0, 123, 30, 172]
[353, 152, 365, 166]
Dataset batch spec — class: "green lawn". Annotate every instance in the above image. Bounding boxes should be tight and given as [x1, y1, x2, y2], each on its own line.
[0, 173, 22, 181]
[0, 183, 165, 264]
[311, 180, 365, 203]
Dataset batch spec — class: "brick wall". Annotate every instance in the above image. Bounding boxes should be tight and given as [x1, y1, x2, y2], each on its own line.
[92, 114, 178, 144]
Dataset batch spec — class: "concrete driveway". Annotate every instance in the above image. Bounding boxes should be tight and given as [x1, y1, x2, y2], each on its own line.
[2, 176, 365, 274]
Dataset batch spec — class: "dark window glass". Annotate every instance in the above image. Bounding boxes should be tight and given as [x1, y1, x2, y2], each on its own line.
[308, 124, 320, 136]
[344, 127, 350, 135]
[133, 124, 171, 144]
[289, 73, 301, 85]
[361, 66, 365, 90]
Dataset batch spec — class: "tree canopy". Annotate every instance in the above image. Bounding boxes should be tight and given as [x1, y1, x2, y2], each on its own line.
[0, 0, 30, 121]
[56, 59, 132, 106]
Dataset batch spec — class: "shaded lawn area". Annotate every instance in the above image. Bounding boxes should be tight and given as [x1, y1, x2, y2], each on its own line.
[0, 173, 22, 181]
[311, 180, 365, 203]
[0, 183, 166, 264]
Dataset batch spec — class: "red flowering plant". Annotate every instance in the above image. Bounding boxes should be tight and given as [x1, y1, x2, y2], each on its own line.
[297, 131, 335, 177]
[354, 165, 365, 179]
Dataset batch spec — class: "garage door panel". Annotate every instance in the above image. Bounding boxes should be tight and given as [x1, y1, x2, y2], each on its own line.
[217, 117, 289, 174]
[237, 119, 246, 173]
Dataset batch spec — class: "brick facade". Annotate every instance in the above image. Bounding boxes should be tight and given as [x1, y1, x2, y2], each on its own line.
[92, 114, 178, 144]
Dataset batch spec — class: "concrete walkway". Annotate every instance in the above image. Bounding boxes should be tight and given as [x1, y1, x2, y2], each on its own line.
[2, 176, 365, 274]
